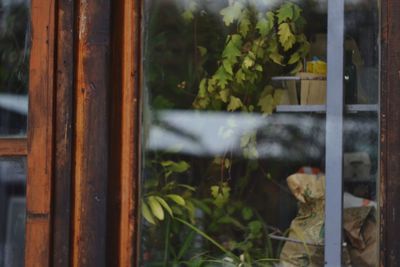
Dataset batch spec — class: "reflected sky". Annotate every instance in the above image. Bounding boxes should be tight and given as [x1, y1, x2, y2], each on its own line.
[147, 110, 378, 161]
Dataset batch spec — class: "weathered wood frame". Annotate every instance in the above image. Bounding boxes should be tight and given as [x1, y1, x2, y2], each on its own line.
[0, 0, 395, 265]
[380, 1, 400, 266]
[23, 0, 140, 265]
[25, 0, 55, 266]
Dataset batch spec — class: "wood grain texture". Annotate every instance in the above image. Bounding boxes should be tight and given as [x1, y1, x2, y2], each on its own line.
[0, 138, 27, 156]
[119, 0, 141, 265]
[106, 0, 124, 264]
[107, 0, 140, 265]
[52, 0, 75, 266]
[26, 0, 55, 266]
[73, 0, 111, 266]
[380, 0, 400, 266]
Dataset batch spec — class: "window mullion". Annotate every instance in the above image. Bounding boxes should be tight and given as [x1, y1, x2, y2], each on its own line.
[325, 0, 345, 265]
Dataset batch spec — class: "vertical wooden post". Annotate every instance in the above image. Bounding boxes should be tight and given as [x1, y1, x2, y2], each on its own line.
[119, 0, 141, 265]
[73, 0, 111, 266]
[52, 0, 75, 266]
[107, 0, 141, 265]
[380, 0, 400, 266]
[26, 0, 55, 266]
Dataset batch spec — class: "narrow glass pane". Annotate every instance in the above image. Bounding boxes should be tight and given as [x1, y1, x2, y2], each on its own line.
[0, 0, 30, 137]
[140, 1, 331, 266]
[342, 1, 380, 266]
[0, 157, 26, 267]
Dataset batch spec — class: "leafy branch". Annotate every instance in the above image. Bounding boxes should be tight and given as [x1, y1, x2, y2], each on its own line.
[192, 1, 310, 115]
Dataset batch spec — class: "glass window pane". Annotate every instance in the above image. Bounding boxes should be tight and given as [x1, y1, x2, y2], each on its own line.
[0, 0, 30, 137]
[342, 0, 379, 266]
[140, 1, 330, 266]
[0, 157, 26, 267]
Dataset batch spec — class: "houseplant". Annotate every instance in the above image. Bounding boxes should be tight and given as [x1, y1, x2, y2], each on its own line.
[141, 1, 310, 266]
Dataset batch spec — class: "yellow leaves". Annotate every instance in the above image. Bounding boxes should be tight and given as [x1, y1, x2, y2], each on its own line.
[227, 96, 243, 111]
[191, 2, 309, 114]
[211, 183, 231, 208]
[258, 94, 274, 115]
[278, 23, 296, 51]
[243, 56, 255, 69]
[219, 89, 230, 103]
[269, 52, 284, 65]
[243, 51, 256, 69]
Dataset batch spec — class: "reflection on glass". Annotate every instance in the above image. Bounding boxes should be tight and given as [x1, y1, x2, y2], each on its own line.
[0, 0, 30, 136]
[140, 1, 330, 266]
[342, 1, 379, 266]
[0, 157, 26, 267]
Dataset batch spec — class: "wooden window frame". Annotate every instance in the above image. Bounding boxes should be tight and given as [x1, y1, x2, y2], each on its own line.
[25, 0, 56, 266]
[124, 0, 400, 266]
[6, 0, 398, 266]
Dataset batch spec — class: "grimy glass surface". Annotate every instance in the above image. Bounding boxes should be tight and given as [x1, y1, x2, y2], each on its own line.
[341, 1, 380, 266]
[0, 0, 30, 136]
[140, 1, 330, 266]
[0, 157, 26, 267]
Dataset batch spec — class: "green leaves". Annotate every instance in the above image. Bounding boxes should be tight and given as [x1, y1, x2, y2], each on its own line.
[211, 183, 231, 207]
[278, 23, 296, 51]
[141, 193, 188, 224]
[192, 1, 309, 114]
[288, 52, 301, 65]
[155, 196, 173, 217]
[148, 196, 164, 220]
[239, 11, 251, 37]
[223, 34, 242, 64]
[241, 131, 259, 159]
[167, 194, 186, 206]
[242, 207, 253, 221]
[161, 160, 190, 178]
[220, 2, 243, 26]
[215, 67, 231, 89]
[276, 2, 294, 23]
[256, 11, 274, 37]
[141, 200, 156, 225]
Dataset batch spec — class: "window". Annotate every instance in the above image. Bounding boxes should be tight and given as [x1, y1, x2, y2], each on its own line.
[139, 0, 380, 266]
[0, 0, 30, 266]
